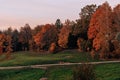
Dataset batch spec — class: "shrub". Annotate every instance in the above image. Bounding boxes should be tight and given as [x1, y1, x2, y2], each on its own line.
[77, 38, 92, 52]
[49, 43, 57, 54]
[77, 38, 84, 52]
[73, 64, 96, 80]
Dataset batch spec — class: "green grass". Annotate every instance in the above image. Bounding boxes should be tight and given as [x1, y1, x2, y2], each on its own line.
[0, 68, 46, 80]
[95, 63, 120, 80]
[0, 63, 119, 80]
[47, 67, 73, 80]
[0, 50, 97, 67]
[47, 63, 120, 80]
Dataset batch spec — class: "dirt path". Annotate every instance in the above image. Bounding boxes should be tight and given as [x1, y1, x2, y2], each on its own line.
[0, 60, 120, 70]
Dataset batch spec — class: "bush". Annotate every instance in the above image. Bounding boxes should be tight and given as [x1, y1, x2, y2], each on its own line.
[73, 64, 96, 80]
[77, 38, 92, 52]
[49, 43, 57, 53]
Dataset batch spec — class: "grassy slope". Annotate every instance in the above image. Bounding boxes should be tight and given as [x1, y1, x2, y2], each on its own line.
[0, 68, 46, 80]
[95, 63, 120, 80]
[0, 50, 97, 66]
[0, 63, 120, 80]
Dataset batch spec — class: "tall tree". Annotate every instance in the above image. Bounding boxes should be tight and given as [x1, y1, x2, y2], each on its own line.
[5, 35, 12, 59]
[58, 20, 76, 48]
[0, 33, 12, 59]
[113, 4, 120, 32]
[12, 29, 19, 51]
[73, 4, 97, 39]
[19, 24, 32, 51]
[73, 4, 97, 51]
[88, 2, 113, 58]
[112, 4, 120, 39]
[110, 4, 120, 58]
[0, 34, 5, 54]
[55, 19, 63, 29]
[58, 25, 71, 48]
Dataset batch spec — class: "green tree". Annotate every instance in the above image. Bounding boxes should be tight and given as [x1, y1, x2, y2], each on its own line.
[73, 4, 97, 39]
[73, 4, 97, 51]
[19, 24, 32, 51]
[55, 19, 63, 29]
[12, 29, 19, 51]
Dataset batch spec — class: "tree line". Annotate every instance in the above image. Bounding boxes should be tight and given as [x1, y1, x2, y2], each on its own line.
[0, 2, 120, 59]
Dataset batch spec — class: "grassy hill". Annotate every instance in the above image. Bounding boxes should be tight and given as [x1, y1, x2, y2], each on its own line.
[0, 50, 98, 67]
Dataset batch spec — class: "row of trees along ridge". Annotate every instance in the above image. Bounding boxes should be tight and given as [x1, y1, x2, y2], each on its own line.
[0, 2, 120, 59]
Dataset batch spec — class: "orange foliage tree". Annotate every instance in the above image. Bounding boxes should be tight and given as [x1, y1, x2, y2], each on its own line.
[58, 20, 75, 48]
[5, 35, 13, 59]
[112, 4, 120, 32]
[58, 25, 71, 48]
[88, 2, 113, 58]
[110, 5, 120, 58]
[0, 34, 5, 54]
[0, 33, 12, 59]
[34, 24, 58, 51]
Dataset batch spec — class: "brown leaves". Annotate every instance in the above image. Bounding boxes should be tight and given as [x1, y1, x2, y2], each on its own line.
[34, 24, 58, 50]
[58, 25, 72, 48]
[0, 34, 5, 54]
[49, 43, 57, 53]
[0, 33, 12, 59]
[88, 2, 112, 51]
[88, 2, 120, 59]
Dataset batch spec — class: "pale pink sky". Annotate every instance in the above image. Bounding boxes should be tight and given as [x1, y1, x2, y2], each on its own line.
[0, 0, 120, 30]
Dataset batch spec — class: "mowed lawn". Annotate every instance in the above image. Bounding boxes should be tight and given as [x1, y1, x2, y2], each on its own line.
[0, 50, 97, 67]
[0, 63, 120, 80]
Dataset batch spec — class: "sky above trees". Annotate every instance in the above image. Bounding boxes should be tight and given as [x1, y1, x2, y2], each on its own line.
[0, 0, 120, 30]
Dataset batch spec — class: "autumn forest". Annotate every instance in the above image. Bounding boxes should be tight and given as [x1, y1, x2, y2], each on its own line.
[0, 2, 120, 59]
